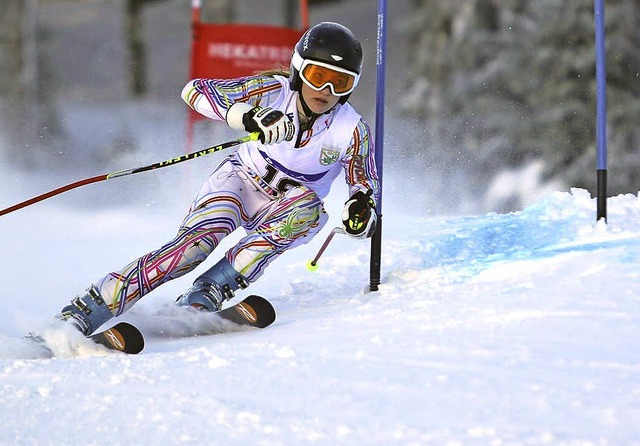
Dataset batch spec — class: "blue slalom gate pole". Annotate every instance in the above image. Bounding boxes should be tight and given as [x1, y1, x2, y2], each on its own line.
[594, 0, 607, 221]
[370, 0, 387, 291]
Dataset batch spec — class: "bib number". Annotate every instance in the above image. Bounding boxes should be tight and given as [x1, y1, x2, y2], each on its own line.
[262, 164, 301, 193]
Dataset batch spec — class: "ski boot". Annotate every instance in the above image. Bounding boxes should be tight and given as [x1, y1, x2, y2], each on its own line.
[57, 285, 114, 335]
[176, 258, 249, 312]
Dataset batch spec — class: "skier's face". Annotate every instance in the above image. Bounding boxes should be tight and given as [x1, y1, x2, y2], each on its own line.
[300, 83, 340, 114]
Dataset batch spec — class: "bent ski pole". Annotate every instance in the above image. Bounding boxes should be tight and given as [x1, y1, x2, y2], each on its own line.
[306, 227, 345, 271]
[0, 133, 259, 217]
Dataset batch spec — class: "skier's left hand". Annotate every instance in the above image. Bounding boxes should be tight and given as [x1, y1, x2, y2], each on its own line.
[342, 189, 377, 239]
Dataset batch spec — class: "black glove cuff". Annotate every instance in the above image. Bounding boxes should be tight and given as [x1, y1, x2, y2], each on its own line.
[350, 189, 375, 210]
[242, 107, 262, 133]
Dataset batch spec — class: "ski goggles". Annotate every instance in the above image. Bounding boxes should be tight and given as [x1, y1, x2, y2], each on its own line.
[293, 53, 360, 96]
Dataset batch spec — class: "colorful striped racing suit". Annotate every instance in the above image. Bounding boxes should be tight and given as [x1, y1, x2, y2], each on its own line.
[94, 74, 379, 316]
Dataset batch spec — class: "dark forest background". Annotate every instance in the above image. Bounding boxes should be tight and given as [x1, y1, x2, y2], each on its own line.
[1, 0, 638, 214]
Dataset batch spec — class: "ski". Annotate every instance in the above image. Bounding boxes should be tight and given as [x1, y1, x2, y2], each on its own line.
[92, 295, 275, 352]
[24, 295, 273, 357]
[23, 321, 145, 357]
[213, 294, 276, 329]
[147, 294, 277, 341]
[90, 322, 145, 354]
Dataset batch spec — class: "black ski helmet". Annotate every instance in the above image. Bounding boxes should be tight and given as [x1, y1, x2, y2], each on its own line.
[290, 22, 363, 105]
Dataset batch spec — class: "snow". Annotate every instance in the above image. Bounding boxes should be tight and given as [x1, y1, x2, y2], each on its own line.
[1, 180, 640, 445]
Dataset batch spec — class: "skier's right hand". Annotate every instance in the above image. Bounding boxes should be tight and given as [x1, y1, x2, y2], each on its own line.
[226, 102, 295, 145]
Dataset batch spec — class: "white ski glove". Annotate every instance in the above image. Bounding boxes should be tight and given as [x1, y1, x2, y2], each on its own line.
[341, 189, 377, 239]
[226, 102, 295, 145]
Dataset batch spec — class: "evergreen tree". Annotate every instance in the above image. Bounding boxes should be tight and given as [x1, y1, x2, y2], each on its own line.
[405, 0, 640, 209]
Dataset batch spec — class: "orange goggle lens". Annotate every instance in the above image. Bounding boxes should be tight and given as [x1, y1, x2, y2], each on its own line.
[300, 63, 357, 96]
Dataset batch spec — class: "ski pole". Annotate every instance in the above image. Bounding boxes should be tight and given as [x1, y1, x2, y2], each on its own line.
[306, 227, 345, 271]
[0, 133, 259, 217]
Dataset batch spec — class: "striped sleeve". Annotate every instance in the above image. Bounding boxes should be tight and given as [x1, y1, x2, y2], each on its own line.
[181, 76, 285, 122]
[342, 119, 381, 206]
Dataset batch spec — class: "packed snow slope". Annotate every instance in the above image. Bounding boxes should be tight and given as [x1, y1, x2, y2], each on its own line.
[1, 187, 639, 445]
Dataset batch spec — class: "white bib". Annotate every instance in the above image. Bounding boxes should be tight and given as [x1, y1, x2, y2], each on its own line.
[235, 75, 363, 199]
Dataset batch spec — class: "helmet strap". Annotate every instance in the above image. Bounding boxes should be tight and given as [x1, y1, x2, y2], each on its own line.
[297, 89, 341, 130]
[298, 91, 316, 122]
[338, 94, 351, 105]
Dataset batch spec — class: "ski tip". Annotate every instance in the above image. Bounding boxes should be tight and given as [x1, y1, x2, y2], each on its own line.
[92, 322, 145, 354]
[233, 295, 276, 329]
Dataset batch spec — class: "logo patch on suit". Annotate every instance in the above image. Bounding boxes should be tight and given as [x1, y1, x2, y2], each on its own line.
[319, 146, 340, 166]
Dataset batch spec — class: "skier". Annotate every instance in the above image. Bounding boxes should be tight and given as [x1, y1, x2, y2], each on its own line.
[57, 22, 380, 336]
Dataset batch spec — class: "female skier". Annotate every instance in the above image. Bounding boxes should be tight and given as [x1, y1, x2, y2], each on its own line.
[58, 22, 380, 336]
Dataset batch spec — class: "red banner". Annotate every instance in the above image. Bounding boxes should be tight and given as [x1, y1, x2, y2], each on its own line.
[187, 21, 305, 145]
[190, 24, 303, 79]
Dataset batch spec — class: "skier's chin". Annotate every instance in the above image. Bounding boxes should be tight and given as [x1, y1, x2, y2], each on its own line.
[307, 98, 337, 114]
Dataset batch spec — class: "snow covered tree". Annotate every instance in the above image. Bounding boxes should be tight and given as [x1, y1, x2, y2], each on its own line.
[404, 0, 640, 208]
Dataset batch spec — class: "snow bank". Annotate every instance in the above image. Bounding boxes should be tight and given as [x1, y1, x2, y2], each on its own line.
[1, 188, 639, 445]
